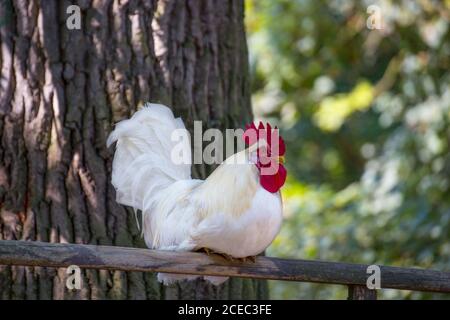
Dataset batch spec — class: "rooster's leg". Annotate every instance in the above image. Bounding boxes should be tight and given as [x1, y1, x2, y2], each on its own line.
[215, 252, 235, 261]
[196, 247, 212, 256]
[238, 256, 257, 263]
[196, 248, 236, 261]
[211, 250, 234, 261]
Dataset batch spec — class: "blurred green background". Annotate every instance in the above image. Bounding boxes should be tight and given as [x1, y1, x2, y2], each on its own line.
[245, 0, 450, 299]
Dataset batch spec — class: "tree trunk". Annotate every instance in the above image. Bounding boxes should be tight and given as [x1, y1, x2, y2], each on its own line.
[0, 0, 267, 299]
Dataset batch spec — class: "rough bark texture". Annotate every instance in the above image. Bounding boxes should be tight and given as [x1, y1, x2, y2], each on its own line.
[0, 0, 267, 299]
[347, 285, 377, 300]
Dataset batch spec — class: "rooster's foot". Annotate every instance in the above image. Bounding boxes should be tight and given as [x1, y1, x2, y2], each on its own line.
[197, 248, 236, 261]
[215, 252, 236, 261]
[238, 256, 257, 263]
[196, 247, 213, 256]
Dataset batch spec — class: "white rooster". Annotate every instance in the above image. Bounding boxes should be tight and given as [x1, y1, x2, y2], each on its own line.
[107, 103, 287, 285]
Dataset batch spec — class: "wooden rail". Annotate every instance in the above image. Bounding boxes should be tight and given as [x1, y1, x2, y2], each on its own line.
[1, 240, 450, 299]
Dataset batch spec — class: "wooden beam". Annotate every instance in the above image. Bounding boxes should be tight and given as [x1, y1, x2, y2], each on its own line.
[0, 240, 449, 293]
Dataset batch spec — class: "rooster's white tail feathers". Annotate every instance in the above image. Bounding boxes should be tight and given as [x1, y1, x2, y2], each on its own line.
[107, 103, 229, 287]
[107, 103, 191, 211]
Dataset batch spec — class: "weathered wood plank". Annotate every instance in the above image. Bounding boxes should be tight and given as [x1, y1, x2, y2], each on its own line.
[0, 240, 449, 293]
[348, 285, 377, 300]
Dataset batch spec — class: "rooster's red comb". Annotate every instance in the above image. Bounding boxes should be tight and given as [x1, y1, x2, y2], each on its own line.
[242, 121, 286, 156]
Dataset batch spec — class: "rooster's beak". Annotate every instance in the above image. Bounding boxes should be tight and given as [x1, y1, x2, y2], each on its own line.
[278, 156, 285, 164]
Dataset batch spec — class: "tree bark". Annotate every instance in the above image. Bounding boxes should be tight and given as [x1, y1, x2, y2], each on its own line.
[0, 0, 266, 299]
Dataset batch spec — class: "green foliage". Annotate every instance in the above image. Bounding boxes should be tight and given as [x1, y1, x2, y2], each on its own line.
[246, 0, 450, 299]
[315, 81, 374, 131]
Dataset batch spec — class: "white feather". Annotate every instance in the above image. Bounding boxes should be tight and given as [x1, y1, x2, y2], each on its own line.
[107, 103, 283, 286]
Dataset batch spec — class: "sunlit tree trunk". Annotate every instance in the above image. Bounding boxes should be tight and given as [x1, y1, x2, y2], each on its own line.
[0, 0, 267, 299]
